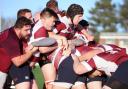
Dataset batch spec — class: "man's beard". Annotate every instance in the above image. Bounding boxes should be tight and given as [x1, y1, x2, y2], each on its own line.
[22, 35, 30, 41]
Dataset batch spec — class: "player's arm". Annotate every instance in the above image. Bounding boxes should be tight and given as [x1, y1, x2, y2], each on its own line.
[39, 45, 58, 53]
[11, 46, 38, 67]
[78, 49, 103, 61]
[71, 54, 93, 74]
[81, 29, 94, 41]
[48, 32, 68, 49]
[68, 38, 84, 47]
[33, 27, 58, 53]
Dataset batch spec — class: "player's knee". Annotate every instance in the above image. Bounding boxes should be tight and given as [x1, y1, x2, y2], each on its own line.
[73, 81, 85, 87]
[102, 85, 112, 89]
[87, 81, 102, 89]
[53, 82, 73, 89]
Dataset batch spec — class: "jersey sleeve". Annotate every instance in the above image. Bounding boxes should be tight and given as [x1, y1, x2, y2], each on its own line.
[53, 21, 66, 34]
[34, 26, 48, 39]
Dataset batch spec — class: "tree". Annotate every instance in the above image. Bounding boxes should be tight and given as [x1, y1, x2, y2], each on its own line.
[1, 16, 15, 32]
[89, 0, 118, 32]
[119, 0, 128, 32]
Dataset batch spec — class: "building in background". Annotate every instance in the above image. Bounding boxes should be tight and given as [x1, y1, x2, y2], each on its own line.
[99, 32, 128, 53]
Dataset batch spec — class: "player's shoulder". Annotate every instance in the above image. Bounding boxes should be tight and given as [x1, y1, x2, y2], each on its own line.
[32, 20, 43, 33]
[0, 28, 11, 42]
[34, 26, 48, 39]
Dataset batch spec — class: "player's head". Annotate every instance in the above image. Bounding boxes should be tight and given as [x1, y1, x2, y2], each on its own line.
[46, 0, 59, 13]
[17, 9, 32, 20]
[40, 8, 58, 30]
[14, 17, 32, 40]
[77, 19, 90, 31]
[67, 4, 84, 25]
[79, 19, 89, 28]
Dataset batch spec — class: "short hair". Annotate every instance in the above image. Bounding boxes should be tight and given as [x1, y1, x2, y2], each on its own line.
[76, 20, 89, 32]
[46, 0, 58, 9]
[67, 4, 83, 20]
[79, 19, 89, 27]
[14, 17, 32, 29]
[17, 9, 31, 18]
[40, 8, 58, 20]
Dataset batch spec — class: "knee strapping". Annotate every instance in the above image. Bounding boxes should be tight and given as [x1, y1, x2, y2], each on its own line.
[45, 80, 54, 85]
[53, 82, 73, 88]
[73, 81, 85, 86]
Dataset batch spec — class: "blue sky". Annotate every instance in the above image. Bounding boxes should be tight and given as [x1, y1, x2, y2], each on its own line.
[1, 0, 122, 20]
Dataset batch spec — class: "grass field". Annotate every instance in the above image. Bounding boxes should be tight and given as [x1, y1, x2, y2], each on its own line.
[32, 65, 44, 89]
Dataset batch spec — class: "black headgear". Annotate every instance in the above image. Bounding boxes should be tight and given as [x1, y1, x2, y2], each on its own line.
[79, 19, 89, 27]
[67, 4, 83, 20]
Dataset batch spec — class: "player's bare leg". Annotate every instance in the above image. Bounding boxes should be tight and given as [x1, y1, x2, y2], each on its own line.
[41, 63, 56, 89]
[72, 82, 86, 89]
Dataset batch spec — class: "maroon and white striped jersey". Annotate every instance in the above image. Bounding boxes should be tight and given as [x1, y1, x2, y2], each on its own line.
[48, 47, 69, 69]
[47, 45, 96, 70]
[53, 21, 75, 40]
[49, 45, 93, 70]
[29, 22, 48, 57]
[34, 26, 48, 39]
[75, 44, 128, 76]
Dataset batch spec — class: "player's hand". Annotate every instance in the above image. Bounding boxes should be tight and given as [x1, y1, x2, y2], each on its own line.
[62, 47, 71, 56]
[25, 44, 34, 52]
[29, 62, 36, 68]
[56, 39, 63, 47]
[88, 70, 102, 78]
[62, 37, 69, 50]
[31, 47, 39, 53]
[25, 44, 38, 53]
